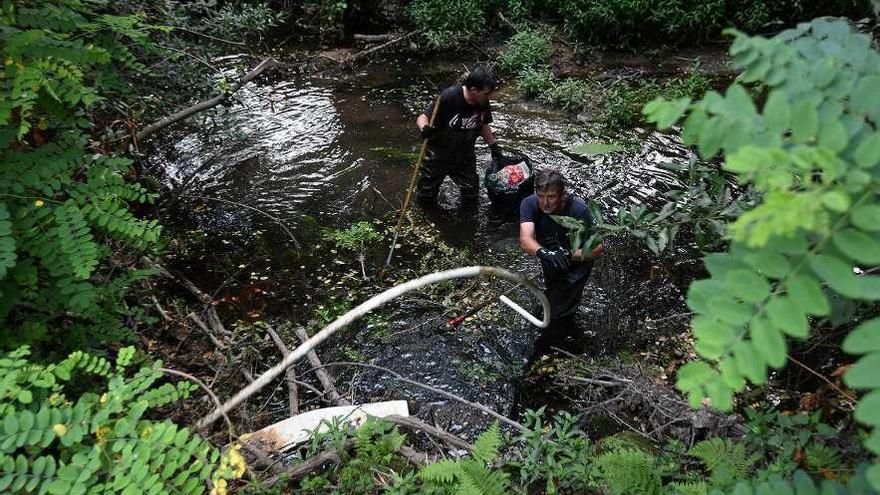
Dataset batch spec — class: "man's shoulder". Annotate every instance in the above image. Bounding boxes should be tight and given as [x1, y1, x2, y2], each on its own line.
[519, 194, 539, 221]
[567, 195, 590, 218]
[441, 84, 463, 101]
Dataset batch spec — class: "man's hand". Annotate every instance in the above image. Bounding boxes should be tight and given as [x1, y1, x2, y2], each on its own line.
[489, 142, 503, 162]
[587, 244, 605, 258]
[537, 248, 571, 271]
[420, 124, 435, 139]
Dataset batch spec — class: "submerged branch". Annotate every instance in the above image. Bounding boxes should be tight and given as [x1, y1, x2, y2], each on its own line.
[135, 58, 276, 143]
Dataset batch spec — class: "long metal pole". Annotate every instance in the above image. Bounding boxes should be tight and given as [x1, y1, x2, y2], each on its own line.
[385, 96, 442, 267]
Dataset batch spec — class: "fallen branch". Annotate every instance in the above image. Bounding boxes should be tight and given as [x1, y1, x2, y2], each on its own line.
[347, 30, 420, 65]
[398, 445, 437, 465]
[189, 312, 227, 350]
[263, 440, 353, 486]
[294, 326, 349, 406]
[148, 260, 230, 338]
[381, 415, 473, 452]
[159, 367, 235, 437]
[135, 58, 276, 143]
[265, 324, 299, 415]
[198, 266, 549, 428]
[353, 33, 397, 42]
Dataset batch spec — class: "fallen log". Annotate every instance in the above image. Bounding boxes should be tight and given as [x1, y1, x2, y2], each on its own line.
[135, 58, 276, 143]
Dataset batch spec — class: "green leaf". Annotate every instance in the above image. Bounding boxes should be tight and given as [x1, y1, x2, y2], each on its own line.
[866, 464, 880, 492]
[853, 132, 880, 169]
[791, 100, 819, 143]
[842, 317, 880, 355]
[809, 254, 861, 298]
[750, 317, 787, 368]
[763, 90, 791, 134]
[765, 296, 808, 338]
[734, 341, 767, 384]
[853, 389, 880, 425]
[843, 352, 880, 390]
[677, 361, 713, 391]
[832, 228, 880, 264]
[644, 97, 690, 130]
[852, 205, 880, 232]
[724, 84, 757, 120]
[786, 274, 830, 316]
[698, 116, 727, 159]
[818, 119, 848, 152]
[820, 190, 850, 212]
[0, 204, 18, 278]
[726, 269, 771, 303]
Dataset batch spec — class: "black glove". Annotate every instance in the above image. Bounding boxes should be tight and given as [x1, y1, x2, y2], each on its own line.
[489, 142, 503, 162]
[420, 124, 435, 139]
[537, 247, 571, 271]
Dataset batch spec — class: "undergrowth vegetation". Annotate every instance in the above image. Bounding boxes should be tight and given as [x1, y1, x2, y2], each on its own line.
[261, 406, 874, 494]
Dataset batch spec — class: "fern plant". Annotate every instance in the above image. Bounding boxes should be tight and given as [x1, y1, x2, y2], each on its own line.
[689, 437, 756, 490]
[595, 447, 663, 495]
[644, 18, 880, 489]
[0, 345, 241, 494]
[419, 421, 511, 495]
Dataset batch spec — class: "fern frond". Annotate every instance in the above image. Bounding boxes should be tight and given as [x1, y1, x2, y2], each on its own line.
[667, 480, 709, 495]
[461, 460, 510, 495]
[597, 448, 662, 495]
[689, 437, 753, 488]
[473, 421, 501, 464]
[804, 442, 843, 472]
[419, 459, 460, 484]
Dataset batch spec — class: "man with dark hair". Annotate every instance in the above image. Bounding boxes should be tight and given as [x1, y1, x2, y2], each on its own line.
[519, 169, 604, 322]
[415, 65, 502, 205]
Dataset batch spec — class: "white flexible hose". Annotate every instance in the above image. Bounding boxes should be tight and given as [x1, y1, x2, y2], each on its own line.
[199, 266, 550, 428]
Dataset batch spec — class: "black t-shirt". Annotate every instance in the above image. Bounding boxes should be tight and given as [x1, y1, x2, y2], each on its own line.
[519, 193, 592, 251]
[423, 84, 493, 163]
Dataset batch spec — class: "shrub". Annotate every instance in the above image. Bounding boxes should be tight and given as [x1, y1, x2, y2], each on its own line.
[644, 18, 880, 488]
[1, 0, 163, 351]
[408, 0, 487, 49]
[541, 77, 593, 112]
[601, 67, 711, 128]
[0, 346, 240, 494]
[559, 0, 725, 45]
[515, 66, 555, 97]
[499, 26, 554, 73]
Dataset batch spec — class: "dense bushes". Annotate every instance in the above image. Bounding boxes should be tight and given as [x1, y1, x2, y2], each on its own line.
[0, 1, 165, 351]
[407, 0, 487, 48]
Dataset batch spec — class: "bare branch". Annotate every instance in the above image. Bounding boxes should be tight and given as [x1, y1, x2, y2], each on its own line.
[294, 326, 349, 406]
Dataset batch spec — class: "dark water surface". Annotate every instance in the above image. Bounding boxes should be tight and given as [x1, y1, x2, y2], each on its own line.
[147, 55, 699, 438]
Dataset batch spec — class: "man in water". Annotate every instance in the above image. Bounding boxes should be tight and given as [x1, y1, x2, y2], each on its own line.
[415, 65, 503, 205]
[519, 169, 604, 325]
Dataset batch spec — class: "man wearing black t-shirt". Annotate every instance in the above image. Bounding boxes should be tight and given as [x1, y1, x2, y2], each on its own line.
[519, 169, 604, 321]
[415, 65, 503, 205]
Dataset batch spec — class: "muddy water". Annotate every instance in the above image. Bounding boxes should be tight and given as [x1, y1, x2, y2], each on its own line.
[147, 55, 700, 438]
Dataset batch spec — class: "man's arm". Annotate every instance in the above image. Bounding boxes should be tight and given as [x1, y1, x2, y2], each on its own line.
[519, 221, 542, 256]
[481, 123, 496, 146]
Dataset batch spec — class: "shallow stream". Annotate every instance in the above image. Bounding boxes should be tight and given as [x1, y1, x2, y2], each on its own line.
[147, 53, 703, 438]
